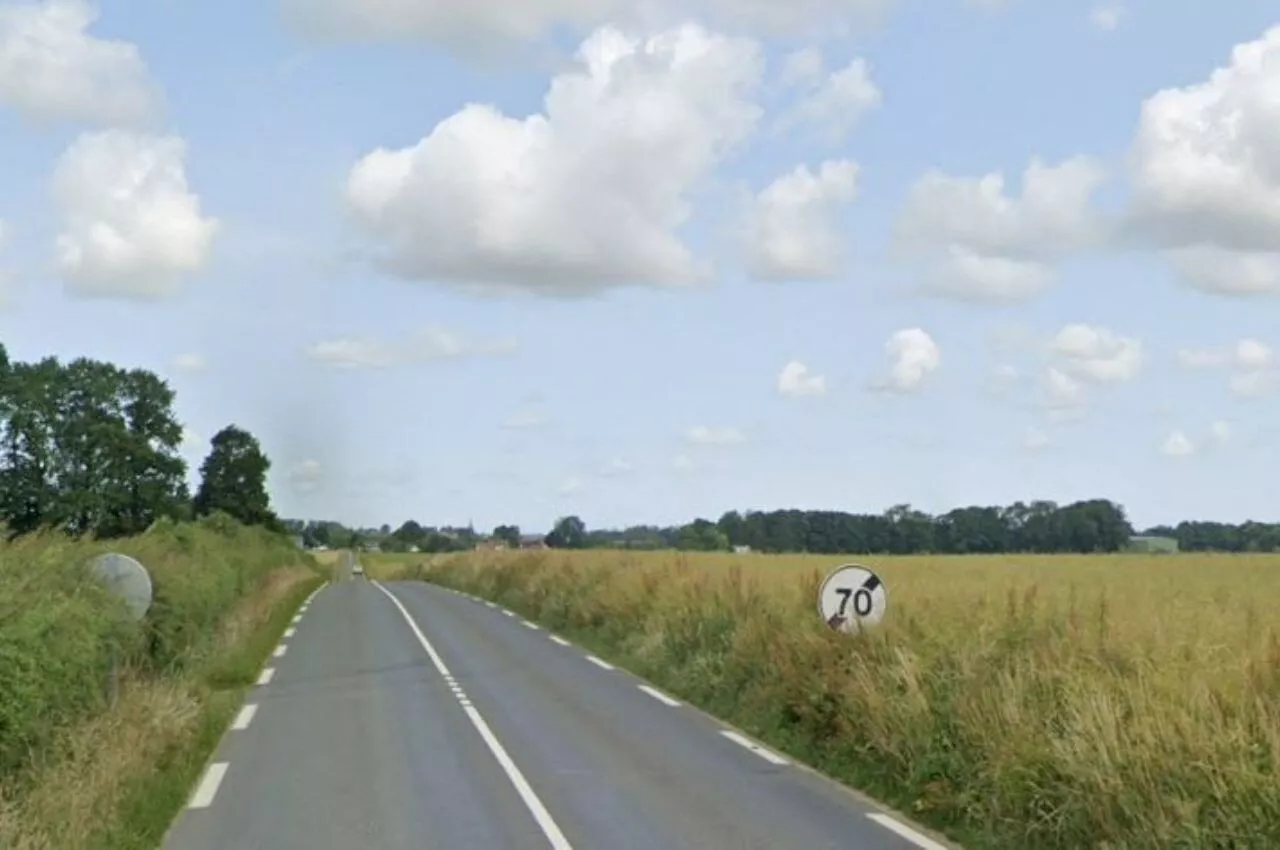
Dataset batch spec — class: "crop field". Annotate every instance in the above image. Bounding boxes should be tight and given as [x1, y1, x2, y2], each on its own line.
[372, 548, 1280, 850]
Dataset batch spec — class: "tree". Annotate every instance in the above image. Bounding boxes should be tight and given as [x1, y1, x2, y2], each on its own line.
[493, 524, 520, 548]
[193, 425, 280, 530]
[546, 515, 587, 549]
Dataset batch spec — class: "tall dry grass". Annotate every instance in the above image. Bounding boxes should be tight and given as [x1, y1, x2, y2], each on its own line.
[412, 548, 1280, 850]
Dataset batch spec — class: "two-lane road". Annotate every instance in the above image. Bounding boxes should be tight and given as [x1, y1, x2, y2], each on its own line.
[162, 575, 952, 849]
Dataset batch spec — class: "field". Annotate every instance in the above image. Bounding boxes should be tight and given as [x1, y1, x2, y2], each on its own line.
[372, 548, 1280, 850]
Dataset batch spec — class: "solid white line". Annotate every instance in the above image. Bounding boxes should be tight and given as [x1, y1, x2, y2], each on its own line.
[549, 636, 571, 647]
[585, 655, 614, 671]
[637, 684, 680, 707]
[371, 582, 572, 850]
[273, 644, 287, 658]
[522, 620, 540, 630]
[232, 704, 258, 730]
[866, 814, 950, 850]
[188, 762, 229, 809]
[284, 627, 296, 638]
[257, 667, 275, 685]
[719, 730, 788, 765]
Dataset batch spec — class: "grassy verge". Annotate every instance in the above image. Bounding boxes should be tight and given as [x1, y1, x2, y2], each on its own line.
[398, 548, 1280, 850]
[0, 516, 322, 849]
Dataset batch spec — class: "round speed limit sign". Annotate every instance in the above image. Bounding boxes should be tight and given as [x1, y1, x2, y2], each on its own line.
[817, 563, 887, 633]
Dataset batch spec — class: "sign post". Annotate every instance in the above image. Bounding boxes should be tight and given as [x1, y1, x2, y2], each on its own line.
[88, 553, 153, 707]
[817, 563, 888, 634]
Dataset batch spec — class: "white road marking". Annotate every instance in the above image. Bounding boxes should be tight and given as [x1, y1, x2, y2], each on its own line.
[719, 730, 788, 765]
[257, 667, 275, 685]
[503, 610, 516, 617]
[284, 627, 296, 638]
[273, 645, 287, 658]
[585, 655, 614, 671]
[522, 620, 540, 630]
[637, 684, 680, 707]
[188, 762, 229, 809]
[486, 602, 497, 609]
[232, 704, 258, 730]
[290, 615, 301, 625]
[866, 814, 950, 850]
[549, 636, 571, 647]
[372, 581, 573, 850]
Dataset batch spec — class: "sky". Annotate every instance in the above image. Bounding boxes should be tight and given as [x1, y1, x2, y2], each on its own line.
[0, 0, 1278, 533]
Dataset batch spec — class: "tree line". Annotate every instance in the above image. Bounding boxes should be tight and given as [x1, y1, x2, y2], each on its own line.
[294, 498, 1280, 556]
[0, 343, 283, 539]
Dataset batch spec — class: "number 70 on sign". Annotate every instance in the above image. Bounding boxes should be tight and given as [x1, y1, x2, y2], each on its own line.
[817, 564, 888, 633]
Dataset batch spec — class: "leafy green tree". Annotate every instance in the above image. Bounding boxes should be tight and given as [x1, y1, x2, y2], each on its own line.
[546, 515, 586, 549]
[193, 425, 280, 530]
[493, 524, 520, 548]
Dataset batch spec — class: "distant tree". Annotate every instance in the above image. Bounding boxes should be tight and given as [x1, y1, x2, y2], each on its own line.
[677, 518, 728, 551]
[546, 515, 587, 549]
[193, 425, 280, 530]
[493, 524, 520, 548]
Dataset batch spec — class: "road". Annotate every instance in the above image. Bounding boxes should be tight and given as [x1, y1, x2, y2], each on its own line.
[161, 565, 952, 850]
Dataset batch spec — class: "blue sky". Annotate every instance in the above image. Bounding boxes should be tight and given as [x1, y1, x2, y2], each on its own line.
[1, 0, 1278, 533]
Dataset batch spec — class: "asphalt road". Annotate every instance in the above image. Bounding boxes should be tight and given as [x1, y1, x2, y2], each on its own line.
[161, 569, 952, 850]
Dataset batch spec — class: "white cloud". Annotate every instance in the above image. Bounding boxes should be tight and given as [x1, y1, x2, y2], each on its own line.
[895, 156, 1108, 303]
[0, 0, 158, 125]
[170, 353, 206, 373]
[345, 24, 763, 296]
[307, 326, 517, 369]
[502, 410, 546, 429]
[1023, 426, 1050, 450]
[775, 52, 880, 142]
[686, 425, 746, 445]
[1049, 323, 1142, 383]
[874, 328, 939, 393]
[1229, 370, 1277, 399]
[776, 359, 826, 397]
[52, 130, 218, 298]
[1178, 338, 1276, 397]
[287, 459, 324, 493]
[179, 426, 204, 455]
[1161, 430, 1195, 457]
[284, 0, 892, 48]
[1090, 5, 1124, 31]
[598, 458, 633, 477]
[743, 159, 858, 280]
[1128, 26, 1280, 295]
[1042, 367, 1086, 413]
[1209, 420, 1233, 443]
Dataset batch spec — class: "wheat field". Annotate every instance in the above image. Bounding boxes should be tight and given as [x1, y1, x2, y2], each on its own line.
[379, 548, 1280, 850]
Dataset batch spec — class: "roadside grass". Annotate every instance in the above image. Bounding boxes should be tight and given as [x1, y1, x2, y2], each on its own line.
[0, 516, 321, 850]
[404, 548, 1280, 850]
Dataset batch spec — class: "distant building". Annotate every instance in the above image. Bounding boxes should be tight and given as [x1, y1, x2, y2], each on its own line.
[519, 534, 549, 551]
[732, 545, 752, 554]
[1127, 535, 1179, 553]
[475, 539, 507, 551]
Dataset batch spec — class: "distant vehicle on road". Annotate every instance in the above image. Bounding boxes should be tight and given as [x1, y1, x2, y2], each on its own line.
[352, 563, 364, 576]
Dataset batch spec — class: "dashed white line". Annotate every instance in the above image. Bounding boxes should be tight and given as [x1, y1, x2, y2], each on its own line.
[486, 602, 497, 609]
[637, 684, 681, 707]
[290, 615, 301, 625]
[256, 667, 275, 686]
[372, 581, 573, 850]
[549, 635, 571, 647]
[503, 610, 516, 617]
[866, 814, 950, 850]
[585, 655, 614, 671]
[284, 627, 296, 638]
[522, 620, 540, 630]
[232, 704, 258, 730]
[719, 730, 788, 765]
[273, 644, 287, 658]
[188, 762, 229, 809]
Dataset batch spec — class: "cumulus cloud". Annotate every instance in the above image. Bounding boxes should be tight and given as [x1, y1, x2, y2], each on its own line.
[306, 325, 517, 369]
[1128, 26, 1280, 295]
[170, 353, 206, 373]
[743, 160, 858, 280]
[284, 0, 892, 49]
[1161, 430, 1195, 457]
[1042, 367, 1086, 414]
[686, 425, 746, 445]
[1177, 337, 1276, 398]
[52, 130, 218, 298]
[345, 23, 763, 296]
[873, 328, 939, 393]
[774, 50, 880, 142]
[0, 0, 158, 125]
[776, 359, 826, 397]
[1209, 420, 1233, 444]
[1049, 323, 1143, 383]
[895, 156, 1108, 303]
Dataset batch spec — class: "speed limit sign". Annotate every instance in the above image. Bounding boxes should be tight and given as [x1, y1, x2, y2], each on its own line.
[817, 563, 887, 633]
